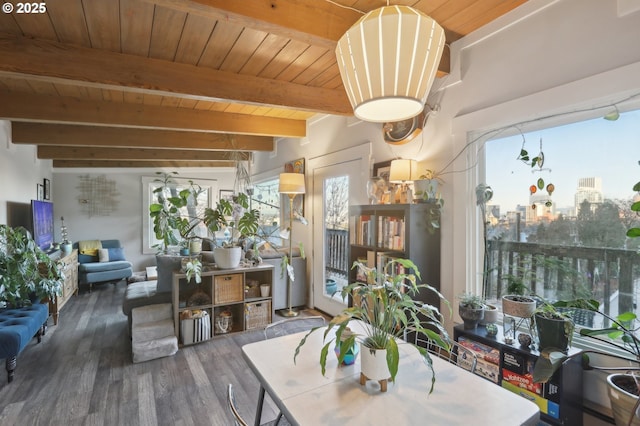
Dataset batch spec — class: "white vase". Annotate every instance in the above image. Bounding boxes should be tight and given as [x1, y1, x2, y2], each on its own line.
[360, 345, 390, 381]
[213, 246, 242, 269]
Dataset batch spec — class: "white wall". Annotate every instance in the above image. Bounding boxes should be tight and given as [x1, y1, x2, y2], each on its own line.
[0, 120, 53, 226]
[52, 168, 236, 271]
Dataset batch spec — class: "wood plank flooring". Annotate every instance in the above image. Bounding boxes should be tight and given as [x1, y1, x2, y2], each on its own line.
[0, 281, 323, 425]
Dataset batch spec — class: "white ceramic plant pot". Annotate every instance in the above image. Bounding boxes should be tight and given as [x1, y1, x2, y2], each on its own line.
[413, 179, 439, 202]
[480, 304, 499, 325]
[502, 295, 536, 318]
[607, 374, 640, 426]
[213, 246, 242, 269]
[360, 345, 390, 381]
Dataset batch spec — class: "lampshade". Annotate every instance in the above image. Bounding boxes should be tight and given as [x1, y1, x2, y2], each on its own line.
[335, 5, 445, 123]
[279, 173, 306, 194]
[389, 159, 418, 183]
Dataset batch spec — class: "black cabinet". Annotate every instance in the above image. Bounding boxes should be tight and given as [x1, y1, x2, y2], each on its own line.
[454, 324, 583, 426]
[349, 204, 440, 308]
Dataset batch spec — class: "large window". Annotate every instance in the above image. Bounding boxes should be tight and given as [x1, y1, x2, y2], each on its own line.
[142, 176, 217, 254]
[483, 110, 640, 319]
[251, 177, 283, 246]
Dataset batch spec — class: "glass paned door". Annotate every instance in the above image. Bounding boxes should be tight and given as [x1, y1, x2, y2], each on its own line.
[313, 160, 361, 315]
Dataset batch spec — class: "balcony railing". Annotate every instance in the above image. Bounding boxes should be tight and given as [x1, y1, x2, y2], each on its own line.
[326, 228, 349, 277]
[486, 240, 640, 319]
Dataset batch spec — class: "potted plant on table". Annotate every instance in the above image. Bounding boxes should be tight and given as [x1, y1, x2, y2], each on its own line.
[0, 225, 63, 307]
[413, 169, 444, 234]
[458, 293, 485, 330]
[204, 192, 259, 269]
[294, 258, 451, 394]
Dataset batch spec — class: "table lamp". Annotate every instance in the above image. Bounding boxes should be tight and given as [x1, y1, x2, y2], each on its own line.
[279, 172, 306, 317]
[389, 159, 417, 203]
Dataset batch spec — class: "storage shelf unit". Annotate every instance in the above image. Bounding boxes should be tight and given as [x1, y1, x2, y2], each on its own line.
[349, 204, 440, 308]
[49, 249, 78, 325]
[454, 324, 583, 426]
[172, 263, 274, 346]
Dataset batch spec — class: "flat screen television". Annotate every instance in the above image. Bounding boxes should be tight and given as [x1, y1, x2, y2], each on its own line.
[31, 200, 55, 252]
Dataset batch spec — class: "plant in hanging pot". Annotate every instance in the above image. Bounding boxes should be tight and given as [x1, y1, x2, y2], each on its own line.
[204, 192, 259, 269]
[294, 258, 451, 394]
[0, 225, 63, 307]
[458, 293, 485, 330]
[413, 169, 444, 234]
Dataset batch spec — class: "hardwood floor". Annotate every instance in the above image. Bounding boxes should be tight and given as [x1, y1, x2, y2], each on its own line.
[0, 281, 322, 425]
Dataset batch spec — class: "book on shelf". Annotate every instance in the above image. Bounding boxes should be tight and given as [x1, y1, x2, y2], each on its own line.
[377, 216, 405, 250]
[352, 214, 374, 246]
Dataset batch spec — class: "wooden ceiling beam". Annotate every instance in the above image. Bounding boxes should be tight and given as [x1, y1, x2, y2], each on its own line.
[147, 0, 450, 75]
[52, 160, 235, 168]
[12, 123, 274, 151]
[0, 33, 352, 115]
[0, 92, 306, 137]
[38, 146, 249, 161]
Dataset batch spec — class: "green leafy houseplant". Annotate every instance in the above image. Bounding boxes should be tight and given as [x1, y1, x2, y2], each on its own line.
[458, 292, 486, 329]
[149, 172, 207, 252]
[149, 172, 260, 250]
[183, 257, 202, 284]
[533, 305, 640, 426]
[0, 225, 63, 306]
[294, 258, 451, 394]
[413, 169, 444, 234]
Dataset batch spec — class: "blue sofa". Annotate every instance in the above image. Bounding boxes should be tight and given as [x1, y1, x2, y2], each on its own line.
[74, 239, 133, 291]
[0, 303, 49, 383]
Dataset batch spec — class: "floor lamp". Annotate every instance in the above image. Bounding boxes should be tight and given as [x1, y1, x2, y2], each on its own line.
[279, 172, 306, 317]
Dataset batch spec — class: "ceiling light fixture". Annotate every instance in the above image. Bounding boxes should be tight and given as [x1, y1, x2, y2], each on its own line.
[335, 5, 445, 123]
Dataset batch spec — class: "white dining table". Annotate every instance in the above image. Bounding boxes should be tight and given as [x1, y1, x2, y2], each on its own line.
[241, 321, 540, 426]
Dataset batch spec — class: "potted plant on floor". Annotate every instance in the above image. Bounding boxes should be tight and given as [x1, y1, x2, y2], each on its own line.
[0, 225, 63, 307]
[294, 258, 451, 394]
[458, 293, 485, 330]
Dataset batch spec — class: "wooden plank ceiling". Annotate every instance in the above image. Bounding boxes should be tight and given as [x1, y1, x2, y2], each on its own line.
[0, 0, 527, 168]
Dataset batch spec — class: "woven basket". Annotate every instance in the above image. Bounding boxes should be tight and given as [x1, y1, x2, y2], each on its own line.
[245, 300, 271, 330]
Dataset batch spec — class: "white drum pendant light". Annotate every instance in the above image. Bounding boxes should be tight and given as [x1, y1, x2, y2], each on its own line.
[335, 5, 445, 123]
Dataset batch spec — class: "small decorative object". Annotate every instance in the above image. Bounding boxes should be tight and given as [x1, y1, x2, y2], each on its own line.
[503, 316, 516, 344]
[215, 308, 233, 334]
[334, 327, 359, 365]
[187, 289, 211, 307]
[260, 284, 270, 297]
[325, 278, 338, 295]
[518, 333, 532, 348]
[60, 216, 72, 254]
[486, 323, 498, 337]
[366, 176, 386, 204]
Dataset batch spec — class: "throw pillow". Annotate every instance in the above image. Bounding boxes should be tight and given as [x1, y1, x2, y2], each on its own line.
[155, 255, 185, 293]
[79, 239, 102, 256]
[98, 248, 110, 262]
[107, 247, 126, 261]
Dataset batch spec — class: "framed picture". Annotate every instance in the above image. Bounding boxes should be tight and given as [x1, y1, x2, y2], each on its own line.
[373, 160, 392, 184]
[37, 184, 44, 201]
[43, 178, 50, 200]
[284, 158, 305, 174]
[219, 189, 234, 202]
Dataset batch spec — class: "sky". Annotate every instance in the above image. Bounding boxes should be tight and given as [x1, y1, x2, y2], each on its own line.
[485, 110, 640, 213]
